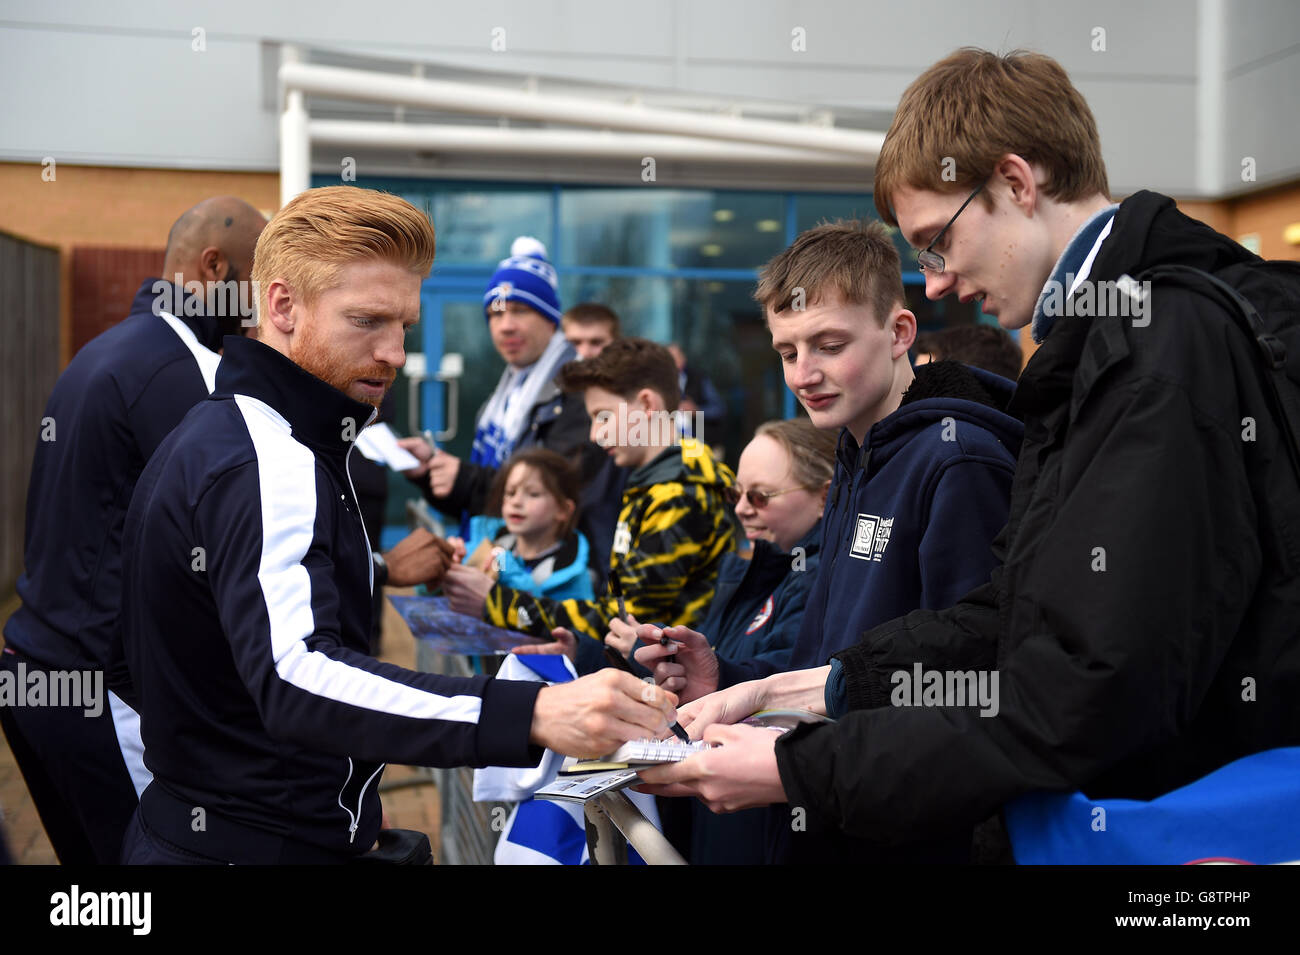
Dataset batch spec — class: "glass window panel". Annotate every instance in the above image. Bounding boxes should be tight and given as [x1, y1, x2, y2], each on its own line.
[319, 177, 552, 266]
[435, 299, 504, 464]
[560, 274, 785, 469]
[559, 189, 787, 270]
[381, 316, 436, 530]
[427, 189, 552, 266]
[795, 192, 921, 271]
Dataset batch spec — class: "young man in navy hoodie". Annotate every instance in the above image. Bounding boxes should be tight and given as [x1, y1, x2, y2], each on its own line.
[634, 219, 1023, 862]
[643, 49, 1300, 863]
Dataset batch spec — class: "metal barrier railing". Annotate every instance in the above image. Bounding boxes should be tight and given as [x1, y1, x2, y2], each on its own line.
[583, 792, 686, 865]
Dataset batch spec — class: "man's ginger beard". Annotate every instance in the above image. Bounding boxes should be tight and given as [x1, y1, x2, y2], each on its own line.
[289, 314, 395, 410]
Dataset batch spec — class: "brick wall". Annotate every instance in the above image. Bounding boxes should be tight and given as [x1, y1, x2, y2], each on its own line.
[0, 162, 278, 365]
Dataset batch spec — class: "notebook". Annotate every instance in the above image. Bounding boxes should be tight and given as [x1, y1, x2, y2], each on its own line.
[535, 769, 642, 803]
[559, 738, 712, 775]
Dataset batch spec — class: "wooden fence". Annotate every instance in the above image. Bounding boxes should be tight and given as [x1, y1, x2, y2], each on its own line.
[0, 231, 61, 603]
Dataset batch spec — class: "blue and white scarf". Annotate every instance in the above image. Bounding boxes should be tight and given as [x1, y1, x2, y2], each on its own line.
[470, 330, 575, 469]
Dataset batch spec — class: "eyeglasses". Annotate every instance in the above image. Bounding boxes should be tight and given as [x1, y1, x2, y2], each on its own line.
[724, 484, 805, 509]
[916, 178, 988, 274]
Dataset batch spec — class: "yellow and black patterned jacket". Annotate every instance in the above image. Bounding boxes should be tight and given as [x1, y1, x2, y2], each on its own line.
[484, 438, 736, 661]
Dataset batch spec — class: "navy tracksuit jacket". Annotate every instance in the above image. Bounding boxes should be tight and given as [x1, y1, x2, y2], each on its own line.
[5, 280, 221, 673]
[1, 279, 220, 864]
[119, 336, 543, 862]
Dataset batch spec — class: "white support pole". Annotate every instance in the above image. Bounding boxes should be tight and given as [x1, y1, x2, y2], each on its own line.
[1196, 0, 1226, 196]
[279, 46, 310, 206]
[308, 119, 867, 168]
[280, 61, 882, 161]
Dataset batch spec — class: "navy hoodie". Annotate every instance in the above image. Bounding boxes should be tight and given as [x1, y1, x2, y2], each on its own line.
[119, 335, 542, 861]
[709, 363, 1022, 692]
[787, 361, 1023, 674]
[5, 279, 221, 673]
[767, 359, 1023, 865]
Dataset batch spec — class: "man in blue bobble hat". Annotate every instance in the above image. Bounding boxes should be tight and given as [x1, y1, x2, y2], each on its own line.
[401, 237, 622, 572]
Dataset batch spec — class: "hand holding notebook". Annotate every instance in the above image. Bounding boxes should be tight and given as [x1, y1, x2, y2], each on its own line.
[559, 737, 713, 775]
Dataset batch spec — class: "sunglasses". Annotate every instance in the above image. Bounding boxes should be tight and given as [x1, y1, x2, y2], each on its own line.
[724, 484, 805, 509]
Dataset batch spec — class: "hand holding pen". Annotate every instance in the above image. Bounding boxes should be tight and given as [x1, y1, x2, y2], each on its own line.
[604, 575, 691, 742]
[632, 624, 721, 708]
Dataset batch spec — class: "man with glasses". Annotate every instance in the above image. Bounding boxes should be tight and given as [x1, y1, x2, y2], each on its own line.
[642, 48, 1300, 865]
[630, 218, 1023, 863]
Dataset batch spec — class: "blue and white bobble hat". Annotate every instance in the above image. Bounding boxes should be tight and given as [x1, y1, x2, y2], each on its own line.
[483, 236, 562, 324]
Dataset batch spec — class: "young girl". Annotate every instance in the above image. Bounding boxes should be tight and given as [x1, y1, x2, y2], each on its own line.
[446, 447, 594, 603]
[445, 450, 607, 864]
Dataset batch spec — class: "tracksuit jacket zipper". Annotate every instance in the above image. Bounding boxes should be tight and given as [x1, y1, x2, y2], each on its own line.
[340, 407, 382, 844]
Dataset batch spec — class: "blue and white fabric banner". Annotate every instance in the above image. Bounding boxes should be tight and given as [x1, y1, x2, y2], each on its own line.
[1006, 746, 1300, 864]
[473, 653, 663, 865]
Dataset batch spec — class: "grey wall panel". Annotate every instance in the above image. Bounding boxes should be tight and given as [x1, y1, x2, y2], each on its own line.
[1223, 0, 1300, 72]
[1084, 80, 1200, 195]
[1223, 52, 1300, 191]
[0, 0, 1290, 196]
[0, 27, 276, 169]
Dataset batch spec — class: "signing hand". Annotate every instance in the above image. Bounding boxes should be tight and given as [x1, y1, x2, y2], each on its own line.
[382, 529, 456, 588]
[632, 624, 718, 704]
[530, 669, 679, 759]
[636, 723, 787, 812]
[442, 562, 495, 617]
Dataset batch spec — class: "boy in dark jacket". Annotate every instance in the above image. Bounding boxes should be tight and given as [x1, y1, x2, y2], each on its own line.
[641, 48, 1300, 862]
[635, 219, 1023, 863]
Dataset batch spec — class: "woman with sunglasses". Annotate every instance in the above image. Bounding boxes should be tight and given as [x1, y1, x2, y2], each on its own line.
[705, 419, 836, 679]
[648, 418, 835, 864]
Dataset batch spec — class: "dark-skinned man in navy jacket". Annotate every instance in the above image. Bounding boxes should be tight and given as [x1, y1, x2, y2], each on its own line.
[2, 196, 263, 864]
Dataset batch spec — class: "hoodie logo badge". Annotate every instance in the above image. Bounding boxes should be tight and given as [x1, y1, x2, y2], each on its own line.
[851, 513, 893, 562]
[745, 596, 775, 635]
[613, 522, 632, 556]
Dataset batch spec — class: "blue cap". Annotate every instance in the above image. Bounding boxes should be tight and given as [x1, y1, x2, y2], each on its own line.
[483, 236, 561, 324]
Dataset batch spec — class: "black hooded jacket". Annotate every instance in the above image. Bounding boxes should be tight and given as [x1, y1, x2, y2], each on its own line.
[775, 192, 1300, 847]
[5, 279, 221, 673]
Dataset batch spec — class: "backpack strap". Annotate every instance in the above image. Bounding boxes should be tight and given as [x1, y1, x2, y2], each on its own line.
[1138, 263, 1300, 483]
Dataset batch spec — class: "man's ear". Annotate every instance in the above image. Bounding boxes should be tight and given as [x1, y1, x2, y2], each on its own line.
[198, 245, 226, 283]
[637, 387, 663, 414]
[891, 308, 918, 359]
[995, 154, 1039, 216]
[263, 279, 297, 335]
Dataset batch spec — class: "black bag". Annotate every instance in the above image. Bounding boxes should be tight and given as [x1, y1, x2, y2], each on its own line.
[347, 828, 435, 865]
[1139, 261, 1300, 480]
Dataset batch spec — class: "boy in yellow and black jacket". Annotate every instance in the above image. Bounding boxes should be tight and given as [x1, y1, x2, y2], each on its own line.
[482, 338, 735, 673]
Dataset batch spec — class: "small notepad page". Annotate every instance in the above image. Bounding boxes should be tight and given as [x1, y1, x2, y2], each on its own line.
[608, 738, 710, 764]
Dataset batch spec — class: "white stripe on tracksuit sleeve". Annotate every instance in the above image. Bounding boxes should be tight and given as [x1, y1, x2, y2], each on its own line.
[191, 395, 540, 769]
